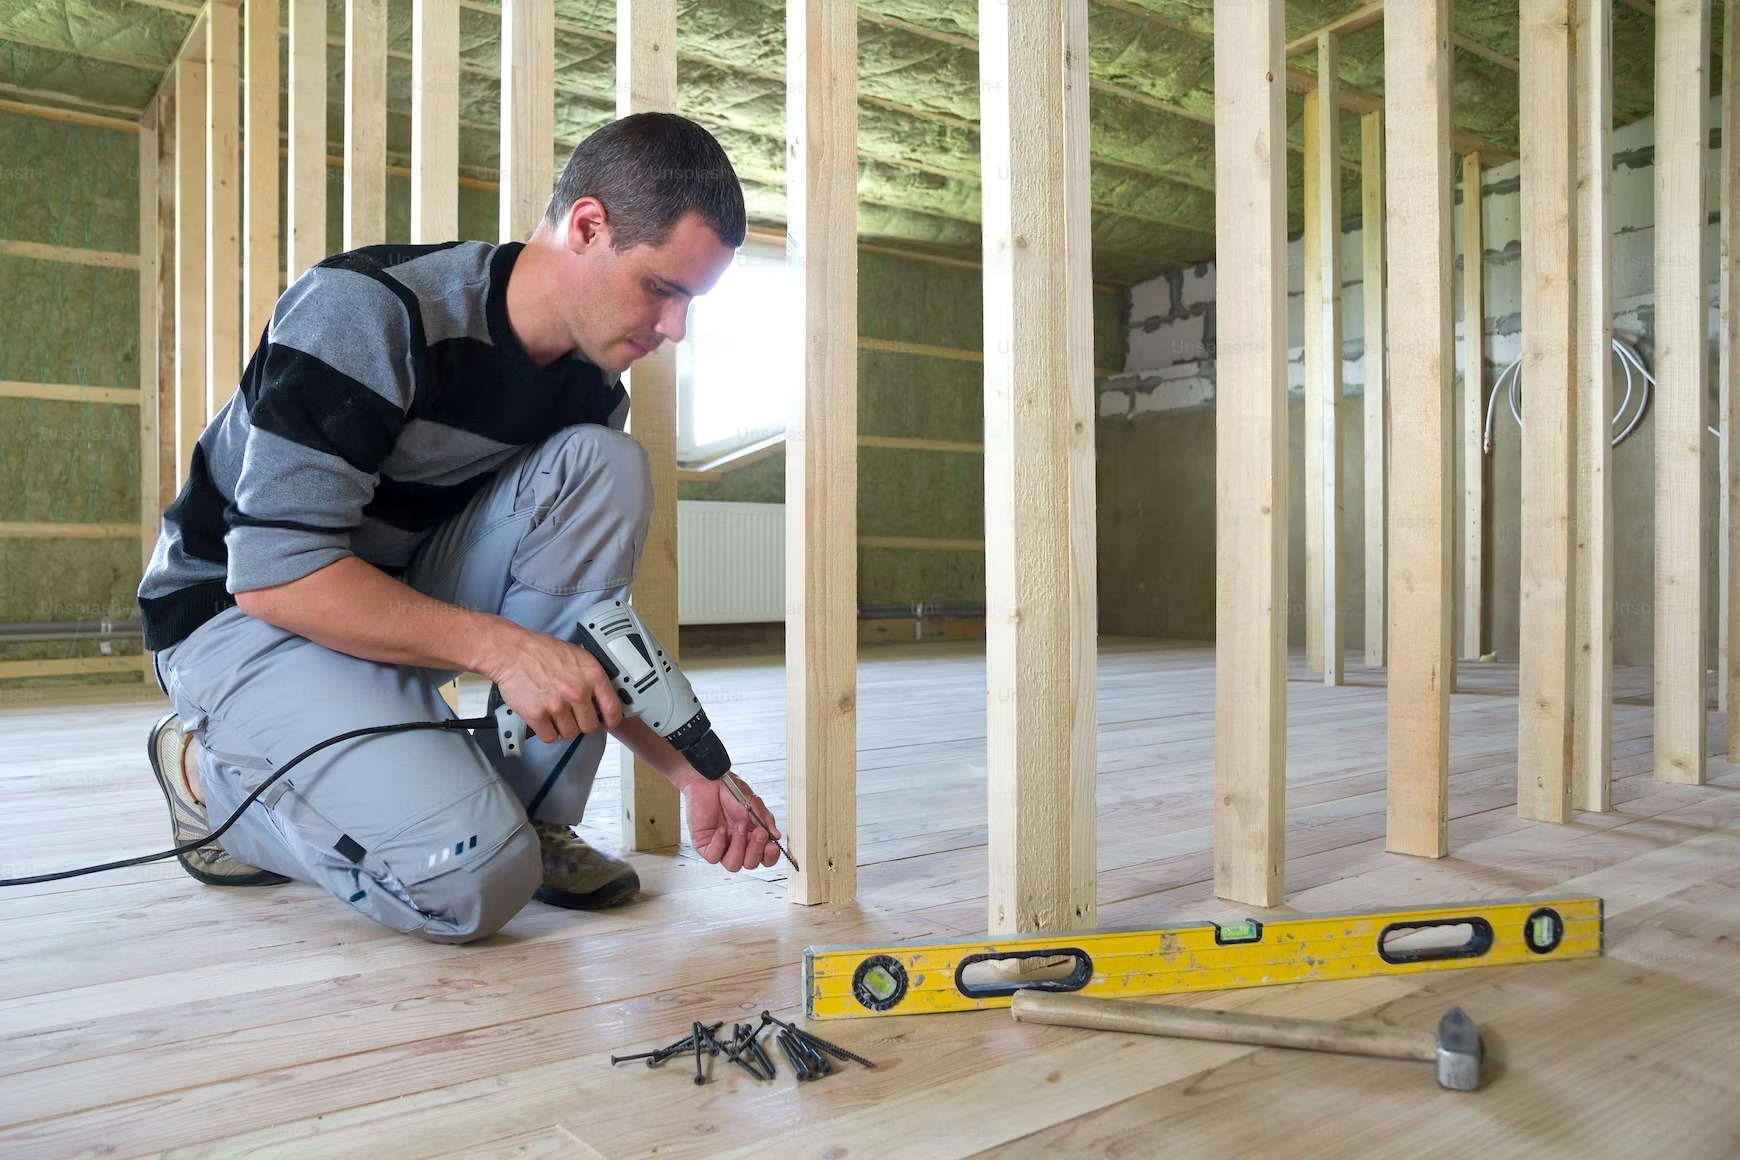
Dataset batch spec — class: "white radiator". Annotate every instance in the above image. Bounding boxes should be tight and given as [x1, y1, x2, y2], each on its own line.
[676, 501, 786, 624]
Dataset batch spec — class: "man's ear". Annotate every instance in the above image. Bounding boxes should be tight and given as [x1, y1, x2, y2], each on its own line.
[563, 196, 610, 254]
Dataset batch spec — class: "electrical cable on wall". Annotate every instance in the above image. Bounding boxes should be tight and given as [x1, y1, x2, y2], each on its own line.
[1482, 335, 1720, 454]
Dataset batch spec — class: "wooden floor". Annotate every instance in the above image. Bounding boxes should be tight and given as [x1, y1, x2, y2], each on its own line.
[2, 639, 1738, 1158]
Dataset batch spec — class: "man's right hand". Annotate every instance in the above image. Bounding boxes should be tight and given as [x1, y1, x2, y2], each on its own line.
[486, 628, 623, 743]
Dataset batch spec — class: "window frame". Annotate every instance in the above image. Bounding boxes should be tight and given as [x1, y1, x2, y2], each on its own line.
[675, 238, 794, 466]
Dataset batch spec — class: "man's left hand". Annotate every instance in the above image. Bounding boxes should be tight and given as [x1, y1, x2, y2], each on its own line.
[683, 774, 783, 872]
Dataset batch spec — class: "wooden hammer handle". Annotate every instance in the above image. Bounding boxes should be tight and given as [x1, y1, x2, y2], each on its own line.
[1011, 991, 1438, 1063]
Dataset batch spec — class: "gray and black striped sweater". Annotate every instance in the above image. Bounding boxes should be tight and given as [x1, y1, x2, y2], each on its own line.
[139, 241, 628, 651]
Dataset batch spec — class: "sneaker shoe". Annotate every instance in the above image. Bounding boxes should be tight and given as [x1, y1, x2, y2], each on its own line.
[531, 820, 640, 909]
[147, 713, 290, 888]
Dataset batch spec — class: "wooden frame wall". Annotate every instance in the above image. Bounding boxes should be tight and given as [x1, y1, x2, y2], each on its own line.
[1461, 153, 1485, 665]
[1361, 110, 1386, 667]
[1383, 0, 1455, 859]
[173, 50, 206, 487]
[500, 0, 554, 242]
[139, 102, 162, 571]
[286, 0, 325, 280]
[1517, 0, 1578, 824]
[412, 0, 460, 243]
[345, 0, 388, 250]
[1574, 0, 1615, 811]
[244, 0, 278, 340]
[980, 0, 1098, 933]
[1726, 0, 1740, 757]
[785, 0, 860, 905]
[1212, 0, 1289, 907]
[615, 0, 683, 852]
[1654, 0, 1711, 786]
[206, 0, 241, 420]
[1303, 37, 1344, 686]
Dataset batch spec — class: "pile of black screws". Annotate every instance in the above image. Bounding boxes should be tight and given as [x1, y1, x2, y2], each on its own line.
[608, 1011, 877, 1086]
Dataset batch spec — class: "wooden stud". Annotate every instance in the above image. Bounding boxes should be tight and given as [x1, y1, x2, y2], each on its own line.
[1575, 0, 1615, 809]
[1315, 37, 1344, 685]
[1212, 0, 1288, 907]
[139, 101, 162, 573]
[244, 0, 279, 342]
[1461, 153, 1485, 664]
[1654, 0, 1711, 786]
[156, 85, 179, 513]
[206, 0, 242, 421]
[785, 0, 859, 906]
[412, 0, 460, 243]
[1517, 0, 1579, 823]
[980, 0, 1098, 932]
[286, 0, 326, 280]
[1727, 0, 1740, 757]
[614, 0, 682, 853]
[344, 0, 388, 250]
[1303, 90, 1323, 674]
[1383, 0, 1454, 859]
[173, 58, 206, 487]
[1361, 110, 1386, 668]
[0, 240, 138, 270]
[0, 382, 138, 406]
[500, 0, 554, 242]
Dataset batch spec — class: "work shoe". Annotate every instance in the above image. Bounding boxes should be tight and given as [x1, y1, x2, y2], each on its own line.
[531, 820, 641, 909]
[147, 713, 290, 888]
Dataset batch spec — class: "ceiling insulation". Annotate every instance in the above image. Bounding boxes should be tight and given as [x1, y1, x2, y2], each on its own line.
[0, 0, 1688, 285]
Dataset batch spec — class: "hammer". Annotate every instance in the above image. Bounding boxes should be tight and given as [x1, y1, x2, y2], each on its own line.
[1010, 991, 1484, 1091]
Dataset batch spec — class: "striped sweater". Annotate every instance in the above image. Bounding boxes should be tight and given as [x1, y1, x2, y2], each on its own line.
[139, 241, 628, 651]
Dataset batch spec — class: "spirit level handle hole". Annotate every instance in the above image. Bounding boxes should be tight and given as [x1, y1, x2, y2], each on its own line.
[1377, 918, 1495, 963]
[955, 948, 1093, 998]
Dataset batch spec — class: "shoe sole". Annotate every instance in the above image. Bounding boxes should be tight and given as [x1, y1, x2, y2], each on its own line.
[147, 713, 290, 889]
[533, 875, 640, 910]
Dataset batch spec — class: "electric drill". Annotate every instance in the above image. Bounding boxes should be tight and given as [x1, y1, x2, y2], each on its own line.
[483, 597, 795, 869]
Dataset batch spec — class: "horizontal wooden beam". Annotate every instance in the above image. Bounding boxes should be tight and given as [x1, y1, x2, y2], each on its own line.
[0, 654, 152, 682]
[0, 522, 139, 539]
[0, 86, 140, 128]
[0, 239, 139, 270]
[858, 336, 983, 362]
[859, 435, 983, 453]
[1286, 1, 1385, 55]
[0, 381, 138, 405]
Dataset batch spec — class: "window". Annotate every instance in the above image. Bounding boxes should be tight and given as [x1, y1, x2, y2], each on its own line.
[676, 241, 801, 464]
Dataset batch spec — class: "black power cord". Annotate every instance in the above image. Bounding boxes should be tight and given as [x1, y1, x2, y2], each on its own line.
[0, 715, 497, 887]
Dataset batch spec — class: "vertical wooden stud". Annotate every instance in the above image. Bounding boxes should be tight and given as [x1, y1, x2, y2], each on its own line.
[1726, 0, 1740, 756]
[412, 0, 460, 243]
[500, 0, 554, 242]
[286, 0, 326, 280]
[156, 85, 178, 512]
[1304, 90, 1324, 674]
[1461, 153, 1485, 664]
[173, 58, 206, 485]
[1212, 0, 1288, 906]
[1362, 110, 1386, 667]
[1316, 34, 1344, 686]
[1655, 0, 1711, 786]
[785, 0, 859, 905]
[206, 0, 241, 420]
[980, 0, 1098, 933]
[139, 100, 161, 571]
[1383, 0, 1454, 858]
[1575, 0, 1615, 809]
[615, 0, 683, 852]
[1518, 0, 1579, 823]
[244, 0, 279, 342]
[344, 0, 388, 250]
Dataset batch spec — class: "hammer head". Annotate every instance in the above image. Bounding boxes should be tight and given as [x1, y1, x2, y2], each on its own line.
[1435, 1006, 1484, 1091]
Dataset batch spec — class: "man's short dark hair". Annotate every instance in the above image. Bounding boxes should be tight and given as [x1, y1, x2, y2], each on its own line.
[544, 113, 747, 251]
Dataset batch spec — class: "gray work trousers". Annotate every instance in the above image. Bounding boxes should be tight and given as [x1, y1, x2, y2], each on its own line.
[155, 425, 652, 943]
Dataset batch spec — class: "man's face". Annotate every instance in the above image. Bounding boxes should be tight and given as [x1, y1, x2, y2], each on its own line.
[558, 204, 736, 375]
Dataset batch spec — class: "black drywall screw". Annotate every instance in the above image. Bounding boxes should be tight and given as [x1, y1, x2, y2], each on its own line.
[692, 1021, 706, 1085]
[761, 1011, 876, 1069]
[610, 1050, 659, 1065]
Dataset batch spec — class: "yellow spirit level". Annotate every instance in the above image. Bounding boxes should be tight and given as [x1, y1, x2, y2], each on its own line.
[804, 895, 1602, 1020]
